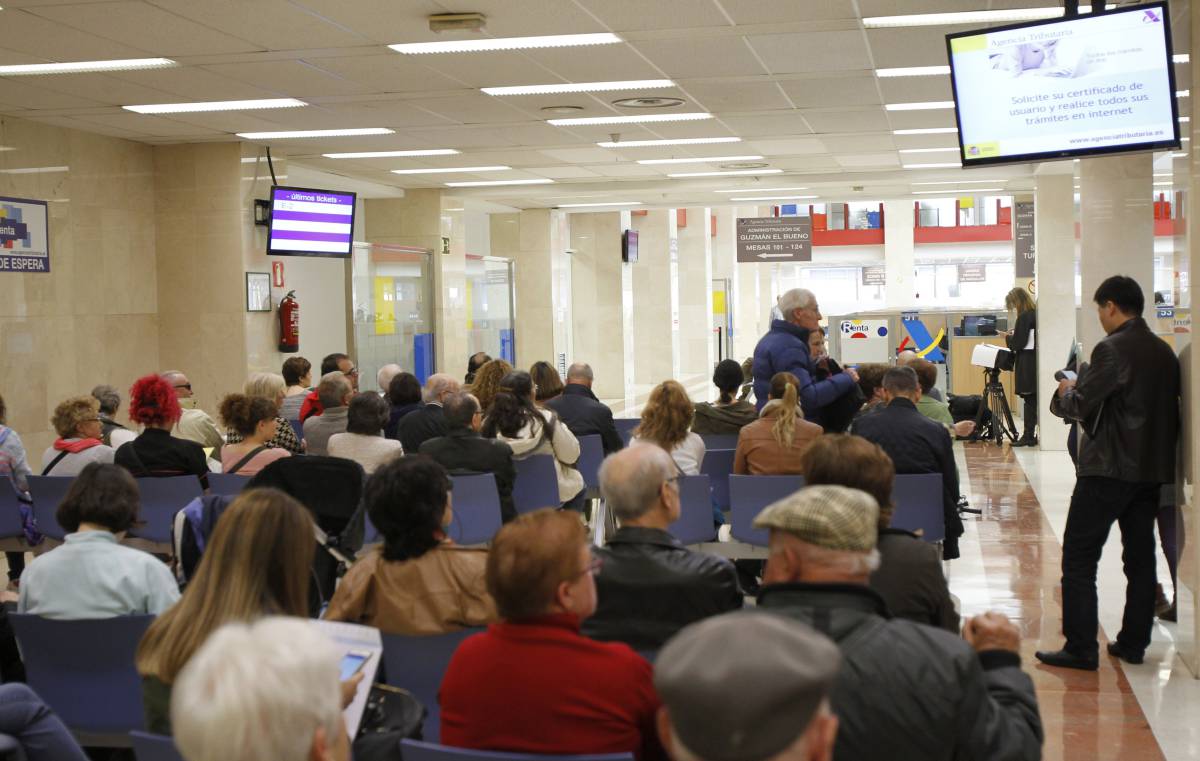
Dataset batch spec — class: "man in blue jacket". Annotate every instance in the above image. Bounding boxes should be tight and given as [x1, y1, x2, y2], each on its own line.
[752, 288, 858, 425]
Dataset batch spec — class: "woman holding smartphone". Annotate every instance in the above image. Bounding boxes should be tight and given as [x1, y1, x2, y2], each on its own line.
[1005, 287, 1038, 446]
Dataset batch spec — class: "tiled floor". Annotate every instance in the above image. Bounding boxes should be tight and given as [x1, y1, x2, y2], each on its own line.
[957, 442, 1200, 761]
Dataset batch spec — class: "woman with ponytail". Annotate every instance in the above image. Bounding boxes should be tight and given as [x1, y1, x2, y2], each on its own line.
[692, 359, 758, 435]
[733, 372, 824, 475]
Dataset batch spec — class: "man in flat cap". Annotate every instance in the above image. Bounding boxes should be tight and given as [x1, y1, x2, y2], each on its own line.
[655, 612, 840, 761]
[754, 485, 1043, 761]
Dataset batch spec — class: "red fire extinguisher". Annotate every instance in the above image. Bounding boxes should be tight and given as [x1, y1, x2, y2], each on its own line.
[278, 290, 299, 353]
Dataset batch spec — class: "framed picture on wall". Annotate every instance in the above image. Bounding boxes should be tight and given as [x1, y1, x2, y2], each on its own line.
[246, 272, 272, 312]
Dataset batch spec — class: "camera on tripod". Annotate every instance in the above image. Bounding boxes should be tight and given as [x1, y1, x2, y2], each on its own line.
[970, 343, 1015, 372]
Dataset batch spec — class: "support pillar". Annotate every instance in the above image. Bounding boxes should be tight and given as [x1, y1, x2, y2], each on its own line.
[883, 199, 916, 309]
[677, 207, 715, 381]
[568, 212, 625, 399]
[631, 210, 677, 387]
[1033, 172, 1075, 452]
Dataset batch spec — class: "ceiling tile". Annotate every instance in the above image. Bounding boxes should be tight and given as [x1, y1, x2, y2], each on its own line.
[866, 28, 955, 69]
[404, 52, 560, 89]
[525, 166, 603, 179]
[719, 112, 813, 137]
[148, 0, 370, 50]
[802, 108, 890, 133]
[110, 67, 281, 100]
[30, 2, 261, 56]
[748, 31, 872, 74]
[306, 54, 463, 93]
[520, 45, 666, 82]
[834, 152, 901, 168]
[70, 112, 214, 137]
[633, 37, 767, 78]
[744, 137, 829, 155]
[539, 147, 620, 164]
[281, 0, 445, 45]
[0, 79, 107, 109]
[878, 76, 953, 104]
[0, 9, 152, 59]
[679, 80, 792, 112]
[200, 60, 376, 97]
[22, 73, 178, 106]
[588, 163, 669, 177]
[778, 76, 881, 108]
[885, 110, 957, 130]
[719, 0, 860, 24]
[406, 94, 534, 125]
[771, 156, 840, 171]
[574, 0, 732, 31]
[820, 134, 896, 152]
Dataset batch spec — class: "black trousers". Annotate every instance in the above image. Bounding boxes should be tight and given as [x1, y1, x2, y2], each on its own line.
[1020, 392, 1037, 441]
[1061, 476, 1160, 658]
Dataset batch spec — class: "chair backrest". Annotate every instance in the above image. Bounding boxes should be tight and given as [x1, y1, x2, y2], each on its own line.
[381, 628, 481, 744]
[511, 455, 560, 514]
[728, 475, 805, 547]
[205, 472, 250, 497]
[699, 448, 736, 514]
[133, 476, 204, 544]
[401, 739, 634, 761]
[289, 418, 304, 442]
[26, 476, 73, 541]
[0, 732, 26, 761]
[130, 732, 184, 761]
[576, 435, 604, 491]
[447, 473, 503, 545]
[0, 480, 28, 541]
[669, 475, 716, 545]
[890, 473, 945, 543]
[363, 514, 380, 545]
[10, 614, 153, 741]
[613, 418, 639, 446]
[698, 433, 738, 451]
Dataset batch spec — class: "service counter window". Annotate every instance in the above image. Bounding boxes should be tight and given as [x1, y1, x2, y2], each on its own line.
[350, 243, 435, 385]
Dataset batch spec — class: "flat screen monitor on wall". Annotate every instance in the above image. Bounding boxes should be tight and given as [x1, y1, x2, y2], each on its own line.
[946, 2, 1180, 167]
[268, 186, 357, 258]
[622, 229, 639, 263]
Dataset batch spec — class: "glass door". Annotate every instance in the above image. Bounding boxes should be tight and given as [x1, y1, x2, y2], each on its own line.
[350, 243, 435, 386]
[465, 255, 516, 363]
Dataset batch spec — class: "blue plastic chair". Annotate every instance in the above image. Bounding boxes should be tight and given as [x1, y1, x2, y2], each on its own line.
[447, 473, 503, 545]
[576, 435, 604, 495]
[401, 740, 633, 761]
[382, 629, 482, 744]
[205, 472, 250, 496]
[10, 614, 154, 747]
[613, 418, 638, 446]
[698, 434, 738, 451]
[700, 448, 736, 514]
[511, 455, 560, 514]
[0, 479, 28, 543]
[0, 733, 25, 761]
[26, 476, 73, 541]
[891, 473, 945, 543]
[728, 475, 805, 547]
[363, 514, 381, 545]
[670, 475, 716, 545]
[133, 477, 204, 544]
[130, 732, 184, 761]
[290, 418, 304, 441]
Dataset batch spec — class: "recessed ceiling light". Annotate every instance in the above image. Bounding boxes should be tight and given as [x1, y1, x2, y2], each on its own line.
[612, 96, 685, 109]
[885, 101, 956, 111]
[598, 137, 741, 148]
[876, 66, 951, 77]
[391, 166, 510, 174]
[637, 155, 763, 165]
[911, 179, 1005, 186]
[898, 147, 960, 154]
[730, 195, 818, 201]
[913, 188, 1003, 194]
[444, 179, 555, 187]
[903, 162, 962, 169]
[713, 186, 808, 193]
[483, 79, 673, 96]
[548, 113, 712, 126]
[0, 57, 176, 76]
[862, 7, 1111, 28]
[323, 149, 460, 158]
[667, 169, 784, 177]
[390, 32, 621, 55]
[893, 127, 958, 135]
[1175, 54, 1190, 64]
[237, 128, 394, 139]
[123, 98, 306, 114]
[0, 166, 68, 174]
[557, 201, 643, 208]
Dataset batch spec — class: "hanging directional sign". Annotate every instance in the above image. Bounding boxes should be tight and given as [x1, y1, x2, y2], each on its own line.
[735, 217, 812, 263]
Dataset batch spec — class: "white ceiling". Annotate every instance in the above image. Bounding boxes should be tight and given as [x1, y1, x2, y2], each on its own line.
[0, 0, 1190, 206]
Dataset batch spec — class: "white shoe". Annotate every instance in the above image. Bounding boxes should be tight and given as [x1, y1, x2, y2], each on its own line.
[718, 524, 732, 543]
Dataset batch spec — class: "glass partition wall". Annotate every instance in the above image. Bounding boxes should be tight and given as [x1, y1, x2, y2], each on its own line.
[350, 243, 436, 387]
[466, 255, 516, 364]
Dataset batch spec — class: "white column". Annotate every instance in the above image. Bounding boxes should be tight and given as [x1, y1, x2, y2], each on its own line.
[568, 211, 625, 399]
[631, 210, 676, 387]
[1033, 172, 1075, 452]
[677, 207, 715, 381]
[883, 199, 916, 309]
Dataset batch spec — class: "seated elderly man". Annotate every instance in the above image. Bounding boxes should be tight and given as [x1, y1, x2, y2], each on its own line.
[440, 509, 663, 759]
[376, 363, 403, 396]
[583, 445, 741, 649]
[655, 612, 840, 761]
[420, 392, 517, 522]
[754, 486, 1043, 761]
[302, 372, 353, 456]
[171, 617, 353, 761]
[398, 373, 460, 454]
[161, 371, 223, 450]
[546, 363, 623, 455]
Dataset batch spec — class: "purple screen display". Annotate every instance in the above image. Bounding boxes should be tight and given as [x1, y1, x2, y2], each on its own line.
[269, 187, 356, 256]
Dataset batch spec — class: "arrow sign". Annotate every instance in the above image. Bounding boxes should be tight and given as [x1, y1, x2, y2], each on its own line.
[757, 252, 796, 259]
[736, 217, 812, 263]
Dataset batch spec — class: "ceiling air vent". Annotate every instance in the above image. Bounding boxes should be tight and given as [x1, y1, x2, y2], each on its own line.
[612, 97, 685, 109]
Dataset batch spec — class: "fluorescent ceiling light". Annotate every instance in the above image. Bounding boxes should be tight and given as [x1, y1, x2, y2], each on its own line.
[894, 127, 958, 135]
[0, 57, 175, 76]
[1179, 117, 1190, 123]
[667, 169, 783, 177]
[885, 101, 955, 111]
[483, 79, 672, 96]
[637, 155, 763, 165]
[597, 137, 740, 148]
[557, 201, 643, 208]
[1175, 54, 1190, 64]
[903, 162, 962, 169]
[444, 179, 554, 187]
[1170, 152, 1188, 158]
[862, 7, 1112, 28]
[730, 195, 818, 201]
[876, 66, 951, 77]
[713, 186, 808, 193]
[548, 113, 712, 126]
[390, 33, 621, 55]
[323, 149, 459, 158]
[1154, 181, 1174, 186]
[1178, 90, 1190, 98]
[911, 179, 1005, 186]
[898, 147, 959, 154]
[0, 166, 68, 174]
[124, 98, 305, 114]
[1154, 173, 1173, 177]
[391, 165, 510, 174]
[913, 188, 1002, 194]
[237, 128, 394, 139]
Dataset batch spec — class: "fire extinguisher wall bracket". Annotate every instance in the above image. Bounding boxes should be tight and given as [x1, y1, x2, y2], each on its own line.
[278, 290, 299, 353]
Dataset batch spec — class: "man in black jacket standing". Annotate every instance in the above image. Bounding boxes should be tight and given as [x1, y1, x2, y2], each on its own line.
[850, 366, 965, 560]
[545, 363, 623, 455]
[1037, 276, 1180, 670]
[420, 392, 517, 523]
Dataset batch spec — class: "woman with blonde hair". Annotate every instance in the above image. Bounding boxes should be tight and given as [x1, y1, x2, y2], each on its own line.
[1004, 286, 1038, 446]
[631, 380, 705, 475]
[226, 372, 301, 454]
[135, 488, 315, 735]
[469, 359, 514, 415]
[733, 372, 823, 475]
[41, 396, 114, 476]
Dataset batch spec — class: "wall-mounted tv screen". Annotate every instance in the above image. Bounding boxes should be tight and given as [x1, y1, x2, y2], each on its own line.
[946, 2, 1180, 167]
[622, 229, 639, 263]
[268, 186, 357, 258]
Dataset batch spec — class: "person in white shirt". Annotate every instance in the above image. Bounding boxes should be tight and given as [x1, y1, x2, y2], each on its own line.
[40, 396, 115, 477]
[631, 381, 706, 476]
[328, 393, 403, 474]
[161, 371, 223, 451]
[19, 462, 180, 619]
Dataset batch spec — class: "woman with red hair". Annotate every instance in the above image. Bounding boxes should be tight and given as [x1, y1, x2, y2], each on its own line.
[114, 375, 208, 487]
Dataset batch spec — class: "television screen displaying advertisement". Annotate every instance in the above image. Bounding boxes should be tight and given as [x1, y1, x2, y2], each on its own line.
[622, 229, 639, 263]
[946, 2, 1180, 167]
[268, 186, 357, 258]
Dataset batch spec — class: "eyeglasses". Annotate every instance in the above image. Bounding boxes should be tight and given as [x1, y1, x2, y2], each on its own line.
[80, 417, 101, 424]
[345, 367, 359, 377]
[571, 557, 603, 579]
[173, 383, 192, 391]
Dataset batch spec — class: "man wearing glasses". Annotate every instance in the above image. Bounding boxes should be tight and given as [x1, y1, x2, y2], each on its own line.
[300, 353, 359, 422]
[161, 370, 223, 451]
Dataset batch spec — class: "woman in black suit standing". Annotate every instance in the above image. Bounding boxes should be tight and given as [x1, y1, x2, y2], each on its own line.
[1005, 287, 1038, 446]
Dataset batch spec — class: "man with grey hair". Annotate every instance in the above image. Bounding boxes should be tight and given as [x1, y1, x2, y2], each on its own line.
[161, 370, 223, 450]
[897, 349, 943, 401]
[172, 617, 354, 761]
[755, 485, 1042, 761]
[303, 372, 353, 456]
[583, 445, 741, 648]
[399, 373, 460, 454]
[546, 362, 623, 455]
[751, 288, 859, 423]
[655, 612, 840, 761]
[91, 384, 136, 449]
[376, 364, 403, 396]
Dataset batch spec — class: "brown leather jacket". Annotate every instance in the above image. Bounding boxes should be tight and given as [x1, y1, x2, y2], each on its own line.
[733, 404, 823, 475]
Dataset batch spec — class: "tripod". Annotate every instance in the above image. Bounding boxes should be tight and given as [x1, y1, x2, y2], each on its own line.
[971, 367, 1019, 447]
